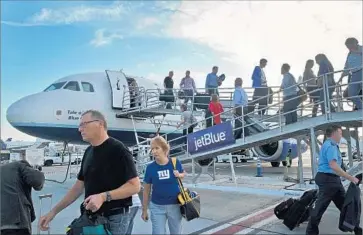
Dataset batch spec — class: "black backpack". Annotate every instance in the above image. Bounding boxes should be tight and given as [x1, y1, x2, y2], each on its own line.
[274, 198, 297, 220]
[282, 189, 318, 230]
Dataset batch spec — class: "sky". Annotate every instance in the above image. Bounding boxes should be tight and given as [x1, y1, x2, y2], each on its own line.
[1, 0, 362, 141]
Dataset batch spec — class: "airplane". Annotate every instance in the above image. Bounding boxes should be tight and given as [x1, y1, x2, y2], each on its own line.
[1, 138, 35, 150]
[6, 70, 308, 167]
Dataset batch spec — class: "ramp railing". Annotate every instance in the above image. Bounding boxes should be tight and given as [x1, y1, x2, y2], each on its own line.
[132, 67, 362, 177]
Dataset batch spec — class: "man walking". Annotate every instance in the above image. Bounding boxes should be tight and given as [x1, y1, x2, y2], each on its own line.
[1, 160, 45, 235]
[306, 125, 361, 235]
[39, 110, 141, 234]
[251, 58, 269, 115]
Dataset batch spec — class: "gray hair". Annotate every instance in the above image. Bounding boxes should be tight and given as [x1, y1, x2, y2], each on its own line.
[81, 110, 108, 129]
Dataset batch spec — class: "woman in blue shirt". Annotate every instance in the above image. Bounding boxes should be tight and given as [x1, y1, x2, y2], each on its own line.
[141, 136, 185, 235]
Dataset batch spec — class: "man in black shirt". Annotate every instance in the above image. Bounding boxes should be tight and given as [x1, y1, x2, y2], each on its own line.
[163, 71, 175, 109]
[39, 110, 140, 234]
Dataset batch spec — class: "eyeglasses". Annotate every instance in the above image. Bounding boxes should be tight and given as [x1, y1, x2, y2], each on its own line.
[79, 120, 100, 128]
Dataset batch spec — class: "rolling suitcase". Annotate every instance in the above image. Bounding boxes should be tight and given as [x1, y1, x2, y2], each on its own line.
[37, 194, 53, 235]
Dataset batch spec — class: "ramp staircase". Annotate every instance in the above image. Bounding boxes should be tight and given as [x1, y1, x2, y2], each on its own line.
[127, 68, 362, 184]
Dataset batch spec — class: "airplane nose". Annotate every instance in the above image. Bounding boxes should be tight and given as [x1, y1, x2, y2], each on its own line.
[6, 98, 24, 126]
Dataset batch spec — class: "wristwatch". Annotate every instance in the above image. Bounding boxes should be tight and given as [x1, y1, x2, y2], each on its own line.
[105, 191, 112, 202]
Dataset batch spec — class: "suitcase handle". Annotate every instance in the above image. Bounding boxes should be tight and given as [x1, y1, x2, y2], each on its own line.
[38, 194, 52, 235]
[39, 194, 52, 199]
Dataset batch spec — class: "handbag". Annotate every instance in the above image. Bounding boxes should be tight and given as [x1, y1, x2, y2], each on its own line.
[66, 211, 112, 235]
[171, 157, 201, 221]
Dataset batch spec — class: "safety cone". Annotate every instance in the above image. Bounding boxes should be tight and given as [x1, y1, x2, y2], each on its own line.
[256, 157, 263, 177]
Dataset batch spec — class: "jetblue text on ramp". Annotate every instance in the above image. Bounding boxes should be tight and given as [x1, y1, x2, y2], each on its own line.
[187, 121, 235, 154]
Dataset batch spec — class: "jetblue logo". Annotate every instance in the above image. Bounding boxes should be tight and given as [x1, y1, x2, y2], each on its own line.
[194, 131, 226, 151]
[157, 170, 170, 180]
[187, 121, 235, 155]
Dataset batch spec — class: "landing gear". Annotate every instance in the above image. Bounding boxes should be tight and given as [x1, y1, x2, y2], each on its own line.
[271, 161, 280, 167]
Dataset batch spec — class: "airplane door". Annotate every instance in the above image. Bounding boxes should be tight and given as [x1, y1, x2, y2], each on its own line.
[105, 70, 129, 109]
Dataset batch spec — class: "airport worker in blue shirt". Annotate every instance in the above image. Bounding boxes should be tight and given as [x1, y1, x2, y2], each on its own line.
[339, 37, 362, 110]
[205, 66, 219, 95]
[141, 135, 186, 235]
[233, 77, 251, 139]
[306, 125, 361, 235]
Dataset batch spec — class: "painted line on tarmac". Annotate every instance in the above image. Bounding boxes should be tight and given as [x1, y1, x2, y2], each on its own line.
[198, 203, 278, 235]
[184, 183, 307, 198]
[235, 214, 278, 234]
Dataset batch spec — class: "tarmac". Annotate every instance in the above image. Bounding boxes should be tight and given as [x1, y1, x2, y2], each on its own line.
[31, 157, 362, 235]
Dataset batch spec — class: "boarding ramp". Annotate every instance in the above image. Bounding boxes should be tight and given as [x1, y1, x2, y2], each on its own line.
[132, 67, 362, 184]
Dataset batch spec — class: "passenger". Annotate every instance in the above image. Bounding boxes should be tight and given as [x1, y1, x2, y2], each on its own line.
[339, 37, 362, 110]
[280, 63, 298, 125]
[233, 77, 250, 139]
[130, 79, 139, 108]
[303, 59, 319, 117]
[1, 160, 45, 235]
[315, 54, 336, 114]
[141, 136, 185, 235]
[208, 94, 224, 125]
[126, 193, 141, 235]
[306, 125, 361, 235]
[177, 104, 195, 144]
[205, 66, 219, 96]
[251, 58, 269, 115]
[164, 71, 175, 109]
[38, 110, 141, 235]
[180, 70, 196, 105]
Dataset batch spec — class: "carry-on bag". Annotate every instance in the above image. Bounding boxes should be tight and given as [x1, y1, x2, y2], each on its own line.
[65, 210, 112, 235]
[274, 198, 297, 220]
[282, 189, 318, 230]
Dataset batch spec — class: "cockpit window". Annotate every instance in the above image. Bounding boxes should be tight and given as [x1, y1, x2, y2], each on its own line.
[81, 82, 95, 92]
[43, 82, 67, 92]
[63, 81, 80, 91]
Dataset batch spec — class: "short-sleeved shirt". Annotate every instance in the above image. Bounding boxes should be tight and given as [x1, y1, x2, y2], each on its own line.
[77, 137, 138, 213]
[317, 138, 342, 175]
[281, 72, 297, 97]
[143, 158, 184, 205]
[181, 110, 193, 128]
[208, 101, 224, 124]
[164, 76, 174, 89]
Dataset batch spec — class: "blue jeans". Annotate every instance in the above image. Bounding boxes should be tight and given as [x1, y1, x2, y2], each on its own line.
[107, 211, 133, 235]
[348, 69, 362, 110]
[319, 87, 335, 114]
[150, 202, 182, 235]
[126, 207, 139, 235]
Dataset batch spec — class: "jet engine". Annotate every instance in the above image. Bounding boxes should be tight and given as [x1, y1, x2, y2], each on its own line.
[251, 140, 284, 162]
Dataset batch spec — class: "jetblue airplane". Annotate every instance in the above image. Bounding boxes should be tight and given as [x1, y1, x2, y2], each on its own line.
[6, 70, 308, 166]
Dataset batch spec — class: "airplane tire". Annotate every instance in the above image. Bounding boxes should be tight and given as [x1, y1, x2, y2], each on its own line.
[282, 159, 292, 167]
[271, 161, 280, 167]
[44, 160, 53, 167]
